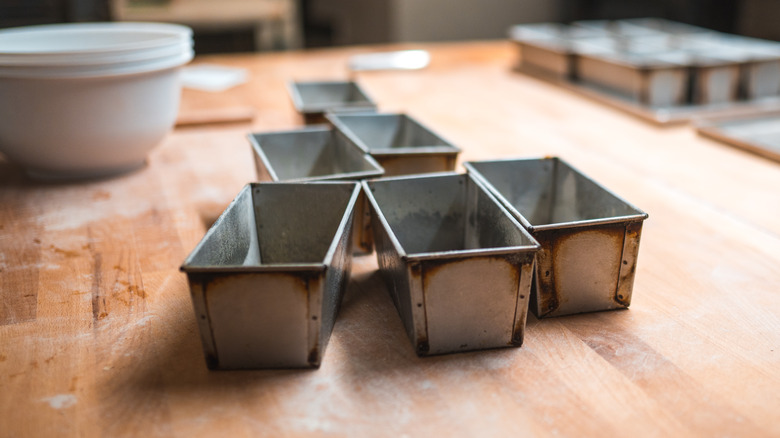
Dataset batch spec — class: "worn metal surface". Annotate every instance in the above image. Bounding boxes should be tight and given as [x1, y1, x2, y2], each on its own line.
[364, 173, 539, 356]
[248, 125, 383, 253]
[288, 80, 377, 124]
[327, 112, 460, 176]
[465, 157, 648, 318]
[181, 182, 361, 369]
[248, 125, 383, 183]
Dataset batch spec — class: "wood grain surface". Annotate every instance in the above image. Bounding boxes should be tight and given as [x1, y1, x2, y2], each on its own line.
[1, 41, 779, 438]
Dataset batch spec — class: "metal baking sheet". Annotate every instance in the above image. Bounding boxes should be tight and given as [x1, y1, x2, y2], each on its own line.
[696, 110, 780, 162]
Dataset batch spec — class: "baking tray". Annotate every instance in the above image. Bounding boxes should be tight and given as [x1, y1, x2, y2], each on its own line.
[327, 112, 460, 176]
[512, 19, 780, 125]
[181, 182, 361, 369]
[288, 80, 377, 124]
[696, 110, 780, 163]
[516, 62, 780, 125]
[465, 157, 648, 318]
[364, 172, 539, 356]
[248, 125, 384, 253]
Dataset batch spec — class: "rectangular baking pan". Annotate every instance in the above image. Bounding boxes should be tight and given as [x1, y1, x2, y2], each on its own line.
[181, 182, 361, 369]
[576, 47, 690, 107]
[364, 172, 539, 356]
[327, 112, 460, 176]
[465, 157, 648, 318]
[288, 80, 377, 124]
[248, 125, 384, 253]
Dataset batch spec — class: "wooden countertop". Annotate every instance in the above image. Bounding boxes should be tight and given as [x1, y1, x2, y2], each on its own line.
[1, 41, 779, 437]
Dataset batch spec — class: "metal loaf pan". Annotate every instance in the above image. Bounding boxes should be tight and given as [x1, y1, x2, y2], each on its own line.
[364, 172, 540, 356]
[327, 112, 460, 176]
[288, 80, 377, 124]
[688, 53, 743, 105]
[465, 158, 648, 318]
[181, 182, 361, 369]
[731, 39, 780, 100]
[679, 35, 773, 103]
[248, 125, 384, 252]
[509, 23, 586, 79]
[575, 48, 690, 107]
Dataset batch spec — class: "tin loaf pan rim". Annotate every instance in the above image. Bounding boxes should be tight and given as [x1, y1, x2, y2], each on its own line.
[464, 157, 648, 232]
[362, 171, 541, 260]
[288, 79, 377, 114]
[327, 112, 462, 157]
[247, 125, 384, 182]
[181, 181, 362, 273]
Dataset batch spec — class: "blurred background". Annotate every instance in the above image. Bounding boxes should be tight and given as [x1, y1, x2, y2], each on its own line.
[0, 0, 777, 54]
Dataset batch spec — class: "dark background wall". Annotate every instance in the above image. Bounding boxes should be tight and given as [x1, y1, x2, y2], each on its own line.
[0, 0, 777, 53]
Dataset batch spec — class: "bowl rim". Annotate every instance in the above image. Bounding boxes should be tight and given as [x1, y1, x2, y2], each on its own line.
[0, 49, 193, 79]
[0, 22, 192, 58]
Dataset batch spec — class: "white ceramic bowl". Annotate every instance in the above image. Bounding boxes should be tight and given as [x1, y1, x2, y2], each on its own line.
[0, 22, 193, 180]
[0, 22, 191, 61]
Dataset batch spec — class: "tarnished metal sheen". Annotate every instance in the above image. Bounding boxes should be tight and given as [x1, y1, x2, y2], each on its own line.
[364, 172, 540, 356]
[288, 80, 377, 124]
[327, 112, 460, 176]
[466, 157, 648, 318]
[181, 182, 361, 369]
[248, 125, 383, 253]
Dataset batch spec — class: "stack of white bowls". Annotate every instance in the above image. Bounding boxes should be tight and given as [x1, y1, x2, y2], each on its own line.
[0, 22, 194, 180]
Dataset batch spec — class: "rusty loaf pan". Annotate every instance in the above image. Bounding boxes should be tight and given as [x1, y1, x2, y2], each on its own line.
[248, 125, 384, 253]
[465, 158, 648, 318]
[326, 112, 460, 176]
[180, 182, 361, 369]
[363, 172, 540, 356]
[288, 80, 377, 124]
